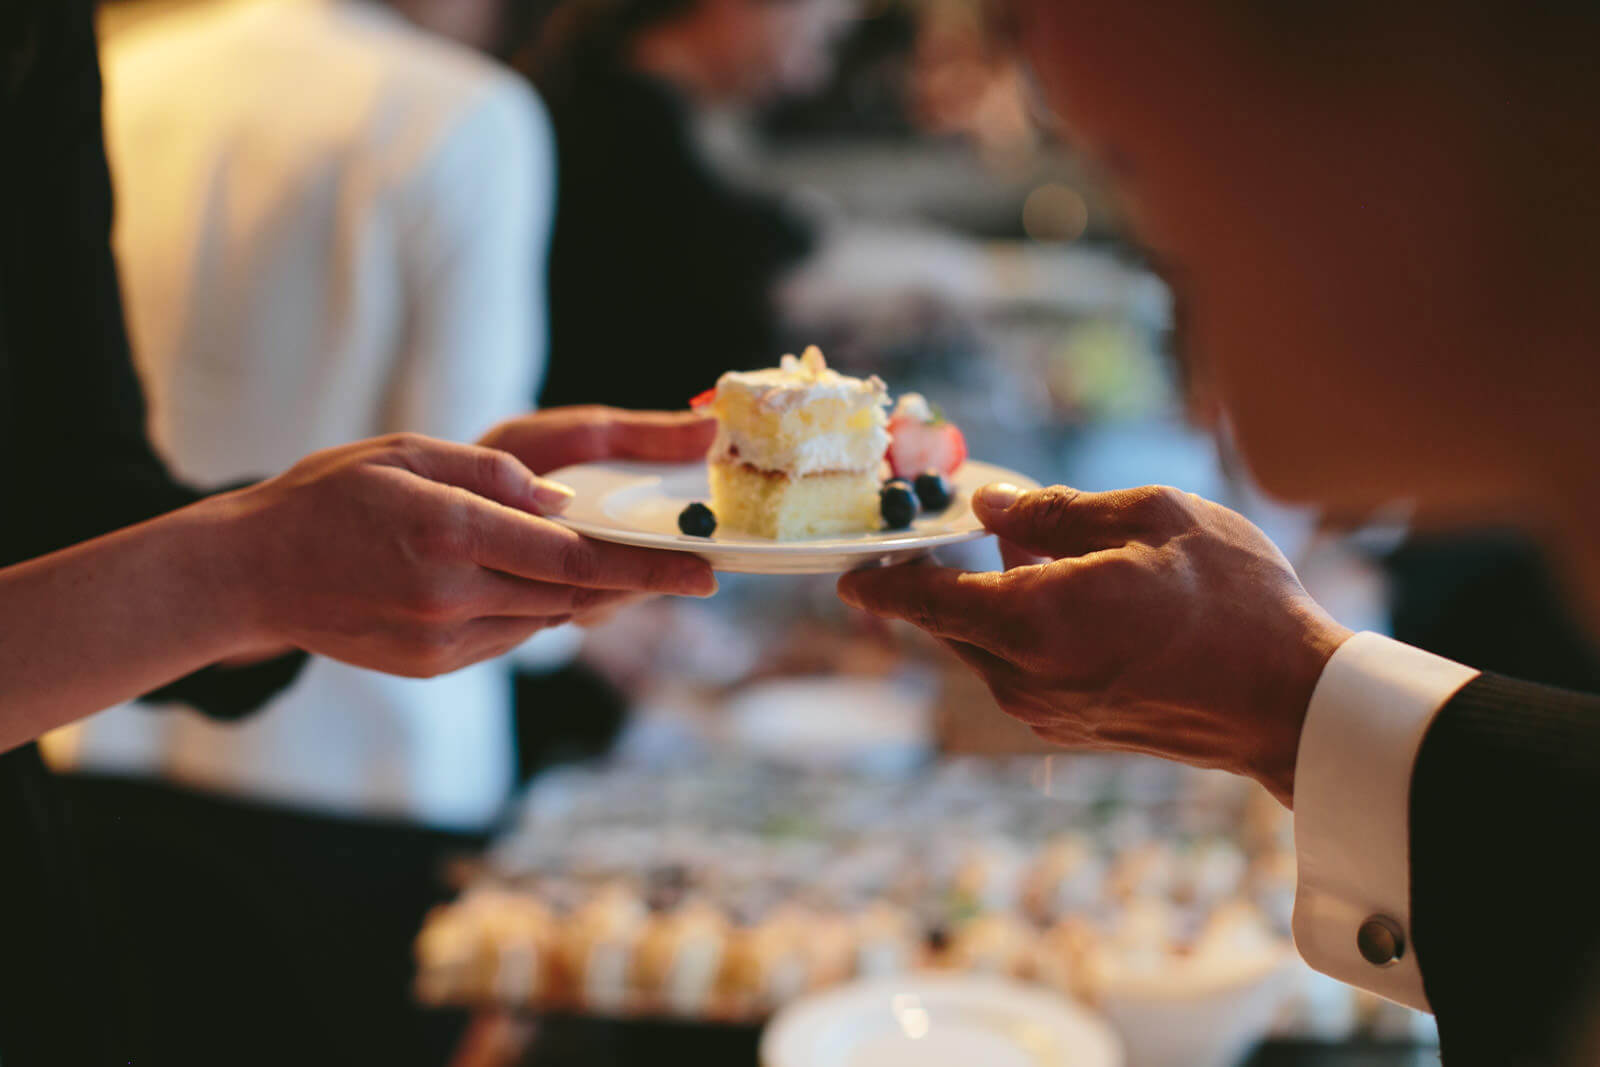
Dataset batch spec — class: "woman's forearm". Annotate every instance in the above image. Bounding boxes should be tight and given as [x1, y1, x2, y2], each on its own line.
[0, 497, 264, 751]
[0, 417, 724, 752]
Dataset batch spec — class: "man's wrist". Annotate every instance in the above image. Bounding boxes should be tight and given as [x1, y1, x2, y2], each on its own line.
[1253, 600, 1354, 808]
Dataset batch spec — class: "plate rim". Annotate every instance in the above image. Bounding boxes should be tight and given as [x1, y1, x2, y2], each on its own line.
[542, 458, 1041, 557]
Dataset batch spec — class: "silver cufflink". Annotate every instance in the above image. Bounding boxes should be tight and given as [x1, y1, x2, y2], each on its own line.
[1357, 915, 1406, 966]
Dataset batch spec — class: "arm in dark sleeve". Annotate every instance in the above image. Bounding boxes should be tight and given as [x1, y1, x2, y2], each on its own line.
[4, 0, 192, 551]
[1410, 674, 1600, 1066]
[0, 1, 304, 717]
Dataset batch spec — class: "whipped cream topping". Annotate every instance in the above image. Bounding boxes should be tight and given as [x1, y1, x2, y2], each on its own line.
[891, 392, 935, 423]
[715, 346, 888, 413]
[710, 345, 890, 475]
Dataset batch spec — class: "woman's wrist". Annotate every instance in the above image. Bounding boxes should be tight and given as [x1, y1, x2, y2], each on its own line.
[178, 489, 287, 663]
[0, 496, 287, 746]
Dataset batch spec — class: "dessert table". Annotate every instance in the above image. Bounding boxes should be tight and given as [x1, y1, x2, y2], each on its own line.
[420, 754, 1436, 1067]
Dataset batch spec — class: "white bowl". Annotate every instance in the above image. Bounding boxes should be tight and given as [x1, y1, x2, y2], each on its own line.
[763, 974, 1124, 1067]
[1095, 947, 1298, 1067]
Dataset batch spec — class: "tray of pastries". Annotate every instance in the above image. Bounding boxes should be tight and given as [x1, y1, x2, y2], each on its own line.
[415, 756, 1301, 1023]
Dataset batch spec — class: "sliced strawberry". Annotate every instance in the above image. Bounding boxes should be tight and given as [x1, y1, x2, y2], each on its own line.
[689, 387, 718, 411]
[888, 417, 967, 479]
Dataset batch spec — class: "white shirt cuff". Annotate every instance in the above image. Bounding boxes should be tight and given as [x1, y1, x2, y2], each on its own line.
[1291, 632, 1479, 1011]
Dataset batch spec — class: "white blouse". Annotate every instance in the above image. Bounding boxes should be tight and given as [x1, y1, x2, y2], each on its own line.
[45, 0, 568, 831]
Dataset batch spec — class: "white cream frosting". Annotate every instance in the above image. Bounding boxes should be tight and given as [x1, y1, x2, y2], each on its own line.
[715, 346, 889, 414]
[711, 346, 890, 475]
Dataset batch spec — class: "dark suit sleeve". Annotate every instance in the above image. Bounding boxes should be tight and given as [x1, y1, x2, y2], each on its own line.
[0, 1, 304, 718]
[1410, 673, 1600, 1065]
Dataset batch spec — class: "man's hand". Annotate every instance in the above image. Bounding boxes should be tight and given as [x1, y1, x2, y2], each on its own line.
[217, 431, 716, 678]
[477, 406, 717, 476]
[837, 483, 1352, 806]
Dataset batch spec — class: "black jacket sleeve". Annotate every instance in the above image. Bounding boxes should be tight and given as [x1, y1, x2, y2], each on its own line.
[0, 0, 304, 718]
[1410, 673, 1600, 1066]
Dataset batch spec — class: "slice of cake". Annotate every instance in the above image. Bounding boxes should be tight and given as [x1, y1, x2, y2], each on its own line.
[699, 347, 889, 540]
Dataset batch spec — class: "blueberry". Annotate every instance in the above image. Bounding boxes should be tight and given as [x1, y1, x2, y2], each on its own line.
[881, 484, 921, 530]
[884, 477, 913, 493]
[678, 502, 717, 537]
[913, 471, 953, 512]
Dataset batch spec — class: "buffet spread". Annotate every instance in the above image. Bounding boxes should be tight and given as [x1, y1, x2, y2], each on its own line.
[414, 755, 1306, 1023]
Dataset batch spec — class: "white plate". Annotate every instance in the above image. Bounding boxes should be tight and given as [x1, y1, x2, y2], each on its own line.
[762, 975, 1123, 1067]
[543, 459, 1039, 575]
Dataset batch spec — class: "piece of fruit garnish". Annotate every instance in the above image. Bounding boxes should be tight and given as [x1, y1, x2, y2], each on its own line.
[678, 502, 717, 537]
[913, 471, 953, 512]
[880, 484, 920, 530]
[888, 411, 967, 480]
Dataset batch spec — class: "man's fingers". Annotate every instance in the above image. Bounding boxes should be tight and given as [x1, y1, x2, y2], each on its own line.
[999, 540, 1050, 571]
[935, 638, 1054, 729]
[486, 407, 716, 475]
[973, 482, 1191, 559]
[939, 636, 1016, 678]
[837, 564, 1022, 656]
[471, 507, 717, 597]
[389, 435, 574, 515]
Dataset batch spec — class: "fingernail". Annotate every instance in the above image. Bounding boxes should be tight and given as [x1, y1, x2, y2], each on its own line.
[686, 564, 719, 597]
[531, 478, 577, 513]
[975, 483, 1023, 511]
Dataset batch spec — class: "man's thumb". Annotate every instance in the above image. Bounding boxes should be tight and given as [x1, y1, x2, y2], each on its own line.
[973, 483, 1115, 559]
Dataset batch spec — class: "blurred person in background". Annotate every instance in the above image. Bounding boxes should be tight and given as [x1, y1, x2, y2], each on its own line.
[842, 3, 1600, 1064]
[40, 0, 563, 1060]
[526, 0, 855, 411]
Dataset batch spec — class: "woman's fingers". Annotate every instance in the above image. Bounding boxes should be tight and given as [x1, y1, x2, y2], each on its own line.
[382, 433, 575, 514]
[482, 407, 717, 475]
[468, 571, 639, 619]
[469, 506, 717, 597]
[596, 408, 720, 463]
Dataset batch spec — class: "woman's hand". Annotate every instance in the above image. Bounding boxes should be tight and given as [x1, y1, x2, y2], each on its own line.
[477, 405, 718, 476]
[0, 412, 718, 747]
[476, 405, 719, 628]
[837, 483, 1352, 806]
[220, 426, 716, 678]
